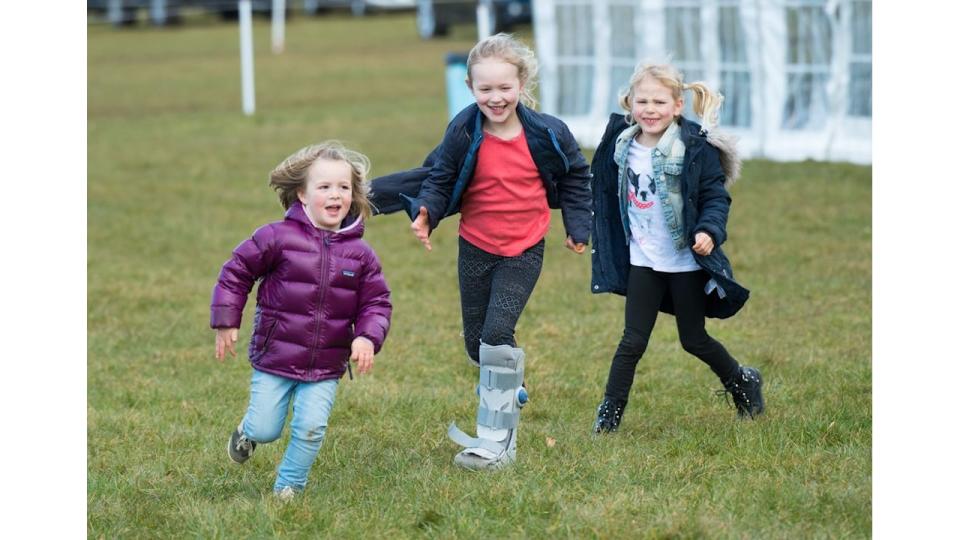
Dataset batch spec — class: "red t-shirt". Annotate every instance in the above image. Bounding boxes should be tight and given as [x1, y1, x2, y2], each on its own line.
[458, 130, 551, 256]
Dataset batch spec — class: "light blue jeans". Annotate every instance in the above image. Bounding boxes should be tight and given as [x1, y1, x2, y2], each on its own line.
[240, 369, 339, 493]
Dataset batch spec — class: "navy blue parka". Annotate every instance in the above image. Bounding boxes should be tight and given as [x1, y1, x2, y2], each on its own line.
[369, 103, 593, 245]
[591, 113, 750, 319]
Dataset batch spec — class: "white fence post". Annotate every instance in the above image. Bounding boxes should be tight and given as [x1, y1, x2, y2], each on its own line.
[239, 0, 256, 115]
[150, 0, 167, 25]
[272, 0, 286, 54]
[477, 0, 493, 40]
[107, 0, 123, 25]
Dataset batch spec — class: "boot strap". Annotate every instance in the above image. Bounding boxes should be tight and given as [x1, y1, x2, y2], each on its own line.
[447, 422, 507, 454]
[477, 406, 519, 429]
[479, 367, 523, 390]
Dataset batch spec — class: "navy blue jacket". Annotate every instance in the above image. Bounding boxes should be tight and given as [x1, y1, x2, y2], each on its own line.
[591, 113, 749, 319]
[369, 103, 593, 244]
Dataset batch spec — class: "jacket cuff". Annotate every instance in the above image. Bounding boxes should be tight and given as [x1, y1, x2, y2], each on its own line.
[399, 193, 440, 232]
[695, 224, 724, 246]
[355, 329, 385, 353]
[398, 193, 422, 222]
[210, 307, 241, 329]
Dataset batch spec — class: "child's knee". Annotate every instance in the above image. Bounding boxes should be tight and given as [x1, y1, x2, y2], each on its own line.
[679, 334, 712, 355]
[244, 419, 284, 443]
[617, 332, 649, 357]
[294, 419, 328, 444]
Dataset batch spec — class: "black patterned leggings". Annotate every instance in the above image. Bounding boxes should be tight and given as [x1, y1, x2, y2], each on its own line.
[458, 236, 545, 363]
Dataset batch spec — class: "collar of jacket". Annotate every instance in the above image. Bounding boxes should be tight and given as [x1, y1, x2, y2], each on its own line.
[614, 119, 685, 161]
[454, 102, 550, 141]
[284, 203, 365, 240]
[677, 117, 708, 157]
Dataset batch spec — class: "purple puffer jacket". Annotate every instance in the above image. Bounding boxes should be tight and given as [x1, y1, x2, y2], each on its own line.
[210, 203, 392, 382]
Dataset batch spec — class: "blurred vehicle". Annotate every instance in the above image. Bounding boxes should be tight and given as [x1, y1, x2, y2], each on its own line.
[305, 0, 414, 16]
[88, 1, 413, 26]
[415, 0, 530, 39]
[87, 1, 284, 26]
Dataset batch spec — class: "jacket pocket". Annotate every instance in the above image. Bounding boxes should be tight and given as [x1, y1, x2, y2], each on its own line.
[547, 128, 571, 173]
[663, 160, 683, 193]
[258, 318, 278, 354]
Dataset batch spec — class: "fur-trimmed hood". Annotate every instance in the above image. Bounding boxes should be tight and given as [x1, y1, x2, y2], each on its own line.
[704, 128, 741, 187]
[676, 116, 742, 187]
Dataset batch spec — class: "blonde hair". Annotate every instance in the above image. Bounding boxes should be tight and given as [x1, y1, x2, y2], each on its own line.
[618, 63, 724, 131]
[268, 141, 373, 220]
[466, 33, 539, 109]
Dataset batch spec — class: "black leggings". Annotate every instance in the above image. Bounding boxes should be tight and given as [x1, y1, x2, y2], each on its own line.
[604, 265, 741, 402]
[458, 236, 544, 363]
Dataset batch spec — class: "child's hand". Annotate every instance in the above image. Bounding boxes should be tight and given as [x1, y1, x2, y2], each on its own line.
[350, 336, 375, 375]
[215, 328, 239, 361]
[564, 236, 586, 254]
[692, 232, 715, 256]
[411, 206, 432, 251]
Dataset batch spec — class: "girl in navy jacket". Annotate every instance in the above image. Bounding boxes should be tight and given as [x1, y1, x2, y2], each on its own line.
[370, 34, 591, 470]
[590, 64, 764, 433]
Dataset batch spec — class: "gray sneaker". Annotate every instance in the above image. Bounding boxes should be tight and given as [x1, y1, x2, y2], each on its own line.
[274, 486, 298, 501]
[227, 424, 257, 464]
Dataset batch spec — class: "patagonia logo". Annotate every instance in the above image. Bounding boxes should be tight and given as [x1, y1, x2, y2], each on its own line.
[342, 270, 356, 277]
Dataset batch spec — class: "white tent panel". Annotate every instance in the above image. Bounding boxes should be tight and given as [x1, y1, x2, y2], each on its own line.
[532, 0, 872, 164]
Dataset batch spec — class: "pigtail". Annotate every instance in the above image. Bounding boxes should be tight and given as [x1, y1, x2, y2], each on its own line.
[684, 82, 724, 133]
[619, 91, 634, 125]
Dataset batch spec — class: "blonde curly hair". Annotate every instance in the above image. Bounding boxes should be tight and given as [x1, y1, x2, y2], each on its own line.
[268, 141, 372, 220]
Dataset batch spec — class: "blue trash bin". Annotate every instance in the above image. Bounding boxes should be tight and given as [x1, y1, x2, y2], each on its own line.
[445, 53, 474, 120]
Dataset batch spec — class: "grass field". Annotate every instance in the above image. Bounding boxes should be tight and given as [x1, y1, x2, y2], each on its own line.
[88, 12, 872, 538]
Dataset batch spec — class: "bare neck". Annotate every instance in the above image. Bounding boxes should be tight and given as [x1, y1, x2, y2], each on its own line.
[483, 115, 523, 140]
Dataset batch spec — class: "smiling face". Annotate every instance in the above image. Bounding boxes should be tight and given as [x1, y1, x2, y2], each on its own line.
[631, 75, 684, 146]
[468, 58, 523, 132]
[297, 158, 354, 231]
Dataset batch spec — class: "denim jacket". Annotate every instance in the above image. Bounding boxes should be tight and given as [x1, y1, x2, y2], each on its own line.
[614, 121, 688, 250]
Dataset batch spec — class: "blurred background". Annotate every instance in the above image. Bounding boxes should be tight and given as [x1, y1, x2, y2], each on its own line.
[88, 0, 871, 162]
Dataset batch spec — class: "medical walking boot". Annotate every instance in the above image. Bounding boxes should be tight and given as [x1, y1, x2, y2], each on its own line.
[448, 342, 528, 471]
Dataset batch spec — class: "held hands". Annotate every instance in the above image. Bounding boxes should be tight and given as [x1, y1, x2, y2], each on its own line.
[564, 236, 586, 254]
[411, 206, 432, 251]
[350, 336, 375, 375]
[692, 232, 715, 256]
[215, 328, 239, 361]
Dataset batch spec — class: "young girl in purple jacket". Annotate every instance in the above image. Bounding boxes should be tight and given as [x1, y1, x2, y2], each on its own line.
[210, 141, 392, 500]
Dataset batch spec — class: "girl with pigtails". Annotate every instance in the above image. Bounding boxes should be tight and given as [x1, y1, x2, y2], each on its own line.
[590, 63, 765, 433]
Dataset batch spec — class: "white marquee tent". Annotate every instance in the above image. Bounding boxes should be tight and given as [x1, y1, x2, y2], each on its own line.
[532, 0, 872, 163]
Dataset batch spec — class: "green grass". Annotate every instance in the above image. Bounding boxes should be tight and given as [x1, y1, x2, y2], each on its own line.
[88, 13, 872, 539]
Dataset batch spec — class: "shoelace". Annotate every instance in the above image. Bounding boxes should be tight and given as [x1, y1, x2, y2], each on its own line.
[235, 436, 253, 453]
[715, 385, 751, 409]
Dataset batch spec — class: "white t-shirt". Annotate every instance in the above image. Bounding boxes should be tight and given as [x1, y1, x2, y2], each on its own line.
[626, 140, 700, 272]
